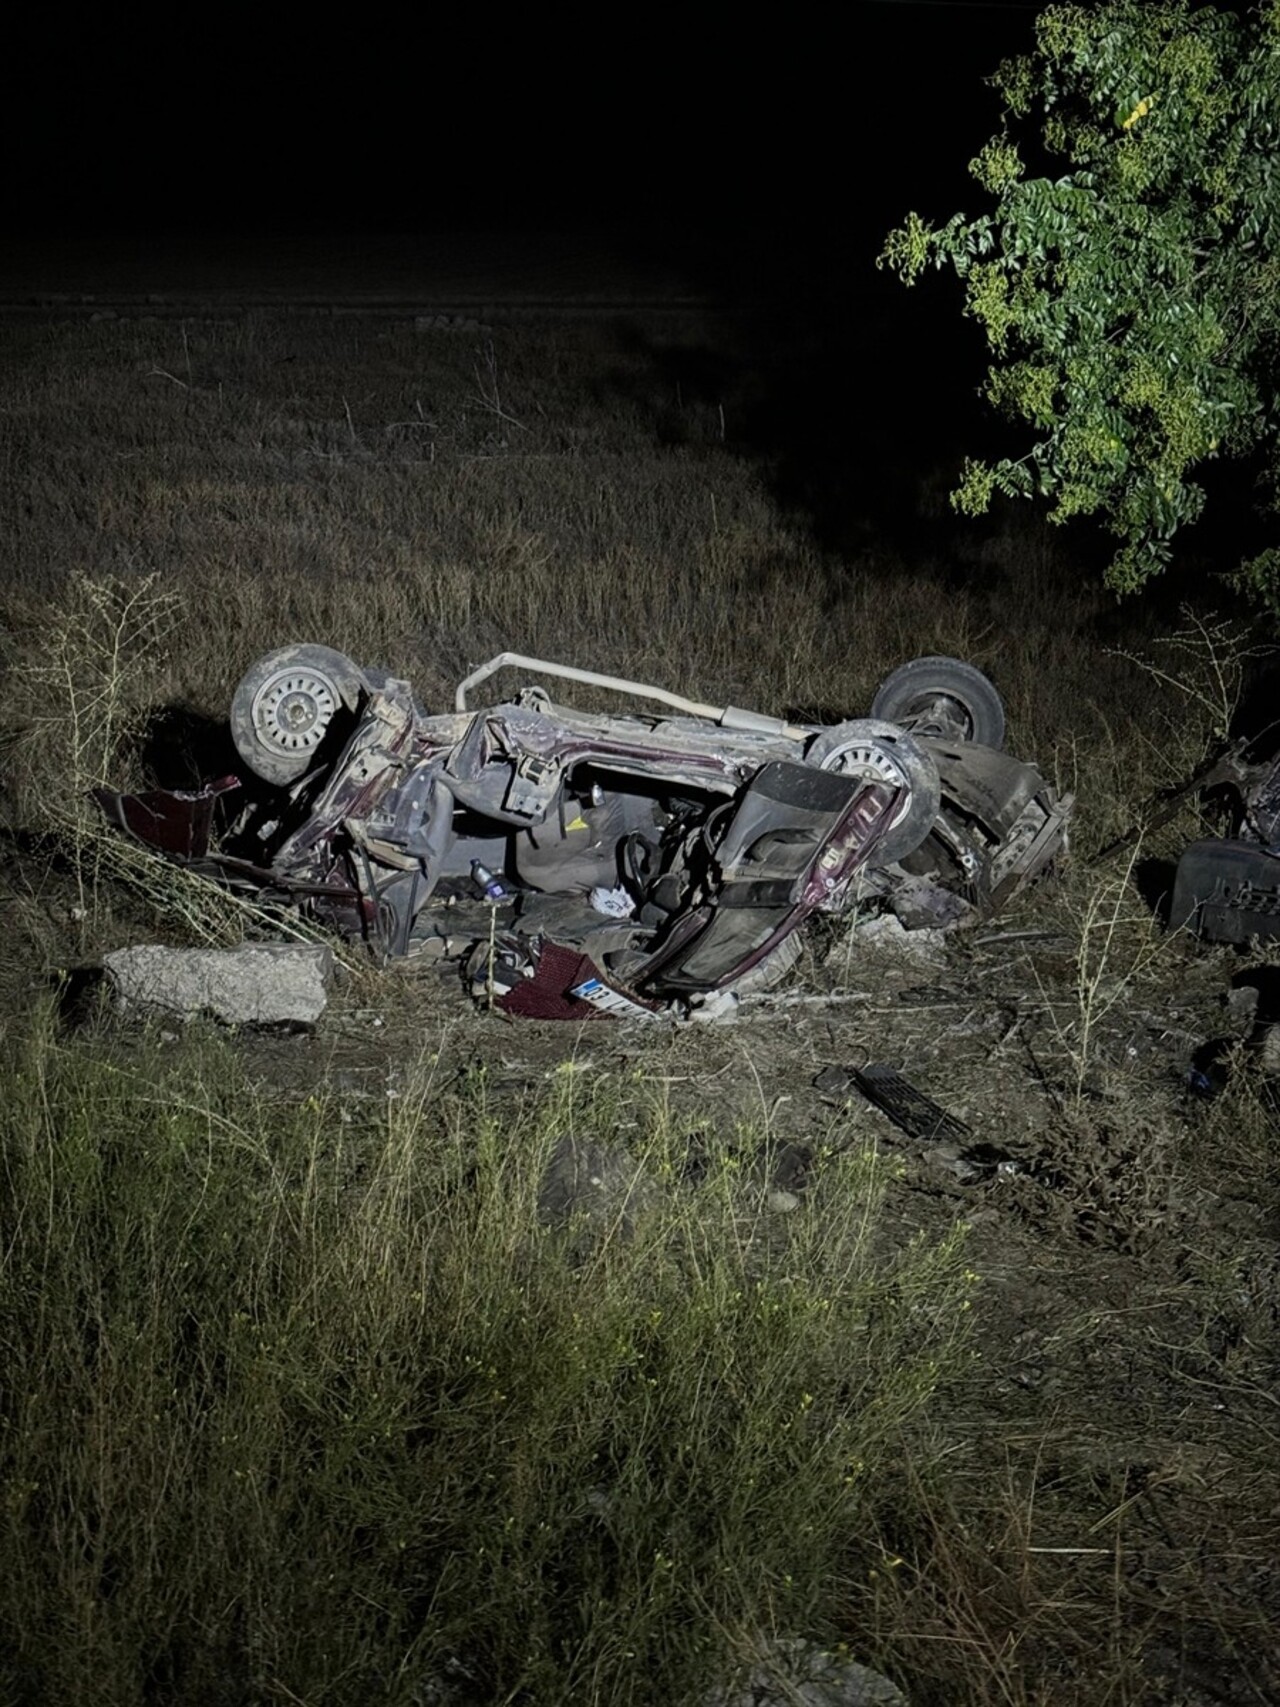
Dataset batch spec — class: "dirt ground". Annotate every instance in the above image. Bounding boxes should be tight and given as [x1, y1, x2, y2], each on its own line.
[4, 781, 1278, 1703]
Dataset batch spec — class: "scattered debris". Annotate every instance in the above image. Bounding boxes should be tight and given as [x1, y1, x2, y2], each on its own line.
[817, 1063, 1031, 1185]
[1092, 738, 1262, 865]
[104, 944, 333, 1027]
[687, 989, 741, 1023]
[1186, 967, 1280, 1094]
[1172, 836, 1280, 943]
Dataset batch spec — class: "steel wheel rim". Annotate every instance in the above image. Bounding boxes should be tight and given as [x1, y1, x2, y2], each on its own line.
[250, 667, 340, 757]
[821, 740, 913, 828]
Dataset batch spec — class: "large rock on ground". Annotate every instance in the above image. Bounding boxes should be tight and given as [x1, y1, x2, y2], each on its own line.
[104, 944, 333, 1026]
[708, 1638, 908, 1707]
[537, 1133, 663, 1244]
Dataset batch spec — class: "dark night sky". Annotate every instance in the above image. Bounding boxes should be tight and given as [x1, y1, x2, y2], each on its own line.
[14, 1, 1264, 608]
[7, 0, 1041, 295]
[3, 0, 1059, 566]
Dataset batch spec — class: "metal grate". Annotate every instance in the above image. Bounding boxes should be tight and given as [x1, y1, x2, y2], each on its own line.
[851, 1064, 973, 1145]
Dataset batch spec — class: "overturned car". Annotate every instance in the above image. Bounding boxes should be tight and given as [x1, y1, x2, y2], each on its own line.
[97, 649, 1072, 1018]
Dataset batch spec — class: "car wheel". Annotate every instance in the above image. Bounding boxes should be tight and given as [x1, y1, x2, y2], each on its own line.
[805, 718, 941, 864]
[230, 644, 367, 785]
[870, 655, 1006, 749]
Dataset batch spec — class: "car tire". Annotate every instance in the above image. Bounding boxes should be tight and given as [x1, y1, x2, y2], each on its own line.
[805, 718, 941, 864]
[230, 644, 368, 785]
[870, 655, 1006, 749]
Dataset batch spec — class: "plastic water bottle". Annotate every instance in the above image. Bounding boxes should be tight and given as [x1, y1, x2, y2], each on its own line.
[471, 861, 507, 903]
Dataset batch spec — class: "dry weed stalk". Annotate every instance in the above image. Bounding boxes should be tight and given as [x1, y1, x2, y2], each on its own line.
[1110, 606, 1271, 754]
[10, 571, 178, 796]
[5, 573, 180, 924]
[93, 831, 344, 955]
[1047, 848, 1170, 1108]
[2, 572, 344, 955]
[472, 338, 524, 430]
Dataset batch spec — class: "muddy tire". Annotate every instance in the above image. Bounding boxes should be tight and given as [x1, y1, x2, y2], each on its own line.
[871, 655, 1006, 749]
[230, 645, 367, 785]
[805, 718, 941, 865]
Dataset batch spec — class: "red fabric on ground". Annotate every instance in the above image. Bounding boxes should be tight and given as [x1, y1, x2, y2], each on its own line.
[496, 941, 606, 1020]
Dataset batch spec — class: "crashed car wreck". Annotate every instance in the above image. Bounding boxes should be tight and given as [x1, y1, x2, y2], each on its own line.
[1169, 743, 1280, 945]
[96, 649, 1072, 1018]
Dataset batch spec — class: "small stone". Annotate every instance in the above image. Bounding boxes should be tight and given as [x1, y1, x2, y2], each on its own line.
[707, 1635, 908, 1707]
[848, 915, 947, 964]
[767, 1189, 800, 1214]
[687, 989, 740, 1023]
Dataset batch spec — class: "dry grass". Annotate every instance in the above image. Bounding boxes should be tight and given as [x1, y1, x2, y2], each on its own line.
[0, 1015, 973, 1706]
[1, 306, 1277, 1705]
[0, 312, 1205, 780]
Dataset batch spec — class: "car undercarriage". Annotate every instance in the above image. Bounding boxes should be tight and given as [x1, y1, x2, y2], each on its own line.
[96, 649, 1073, 1018]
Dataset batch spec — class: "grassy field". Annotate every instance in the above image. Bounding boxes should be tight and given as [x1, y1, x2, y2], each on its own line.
[1, 304, 1278, 1706]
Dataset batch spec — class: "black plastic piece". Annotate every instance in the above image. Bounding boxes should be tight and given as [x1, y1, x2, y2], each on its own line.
[850, 1063, 972, 1144]
[1170, 839, 1280, 943]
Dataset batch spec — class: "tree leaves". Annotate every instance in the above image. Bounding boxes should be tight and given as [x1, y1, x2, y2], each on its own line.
[878, 0, 1280, 607]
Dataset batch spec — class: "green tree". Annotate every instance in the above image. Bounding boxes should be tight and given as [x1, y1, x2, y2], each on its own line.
[880, 1, 1280, 606]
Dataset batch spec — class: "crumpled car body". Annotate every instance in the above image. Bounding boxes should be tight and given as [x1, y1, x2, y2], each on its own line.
[1170, 744, 1280, 944]
[96, 649, 1072, 1017]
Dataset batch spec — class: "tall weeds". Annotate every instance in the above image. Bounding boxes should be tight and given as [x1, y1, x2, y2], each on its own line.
[3, 572, 178, 921]
[0, 1016, 971, 1705]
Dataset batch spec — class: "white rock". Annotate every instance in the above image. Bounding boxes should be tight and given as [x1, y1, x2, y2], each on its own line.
[852, 915, 947, 964]
[104, 944, 333, 1026]
[708, 1636, 908, 1707]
